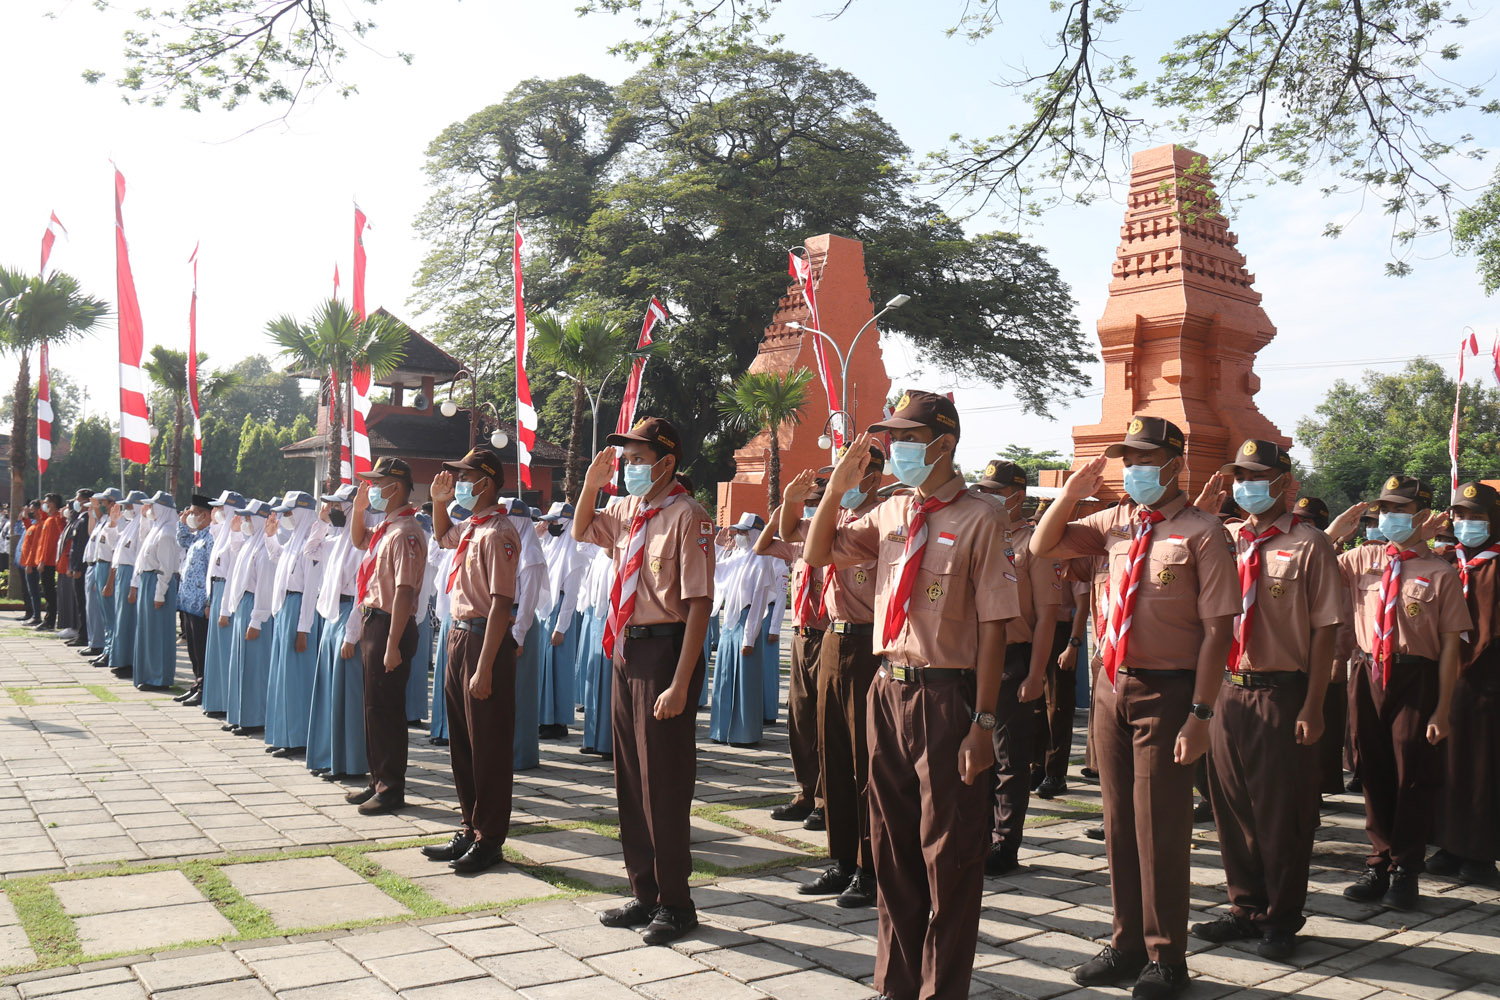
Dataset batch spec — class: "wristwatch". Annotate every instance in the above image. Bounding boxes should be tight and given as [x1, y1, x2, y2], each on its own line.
[971, 711, 998, 731]
[1189, 702, 1215, 721]
[1067, 637, 1083, 649]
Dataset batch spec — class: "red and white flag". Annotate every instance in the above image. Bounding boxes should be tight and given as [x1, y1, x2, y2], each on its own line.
[333, 263, 341, 298]
[514, 222, 535, 489]
[37, 341, 52, 477]
[40, 212, 67, 276]
[1452, 331, 1481, 493]
[113, 166, 151, 466]
[351, 362, 372, 477]
[790, 250, 841, 450]
[330, 365, 352, 484]
[353, 205, 368, 323]
[605, 296, 669, 493]
[188, 243, 202, 487]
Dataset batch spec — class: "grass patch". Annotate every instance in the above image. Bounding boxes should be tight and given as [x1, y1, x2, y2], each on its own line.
[182, 860, 276, 939]
[693, 801, 825, 857]
[3, 877, 80, 970]
[82, 685, 120, 703]
[5, 687, 35, 706]
[334, 846, 445, 918]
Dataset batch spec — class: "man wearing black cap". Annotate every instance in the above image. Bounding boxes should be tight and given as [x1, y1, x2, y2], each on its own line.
[574, 416, 714, 946]
[173, 496, 216, 707]
[1032, 416, 1240, 999]
[1291, 495, 1355, 799]
[1325, 475, 1470, 908]
[806, 390, 1019, 1000]
[59, 489, 95, 645]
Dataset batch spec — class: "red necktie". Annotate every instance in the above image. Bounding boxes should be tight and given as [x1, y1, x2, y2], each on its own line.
[355, 506, 416, 606]
[602, 485, 687, 656]
[446, 513, 497, 594]
[881, 492, 958, 649]
[1456, 542, 1500, 598]
[1373, 543, 1418, 685]
[1100, 508, 1166, 685]
[793, 564, 819, 627]
[1227, 517, 1297, 672]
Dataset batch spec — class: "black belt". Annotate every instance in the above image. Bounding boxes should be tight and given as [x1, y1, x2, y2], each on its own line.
[830, 621, 874, 636]
[881, 659, 971, 683]
[452, 617, 486, 635]
[625, 622, 686, 639]
[1119, 667, 1196, 679]
[1393, 654, 1437, 667]
[793, 625, 825, 637]
[1225, 669, 1306, 690]
[362, 605, 391, 621]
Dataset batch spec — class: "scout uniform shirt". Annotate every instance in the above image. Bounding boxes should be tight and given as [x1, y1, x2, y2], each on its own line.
[440, 506, 522, 622]
[802, 496, 881, 625]
[827, 477, 1020, 668]
[362, 508, 428, 616]
[1226, 513, 1346, 671]
[1051, 493, 1241, 669]
[580, 492, 716, 626]
[1338, 544, 1471, 660]
[1004, 521, 1065, 645]
[761, 538, 830, 632]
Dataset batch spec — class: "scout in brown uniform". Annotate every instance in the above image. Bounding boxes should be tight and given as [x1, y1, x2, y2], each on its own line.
[574, 417, 714, 946]
[805, 392, 1018, 1000]
[971, 459, 1063, 875]
[1189, 441, 1345, 961]
[1033, 417, 1240, 1000]
[1288, 496, 1355, 800]
[340, 458, 428, 814]
[422, 448, 521, 873]
[1326, 476, 1470, 909]
[1038, 578, 1090, 797]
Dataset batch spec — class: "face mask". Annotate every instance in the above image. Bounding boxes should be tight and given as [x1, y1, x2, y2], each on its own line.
[328, 508, 347, 528]
[1364, 523, 1385, 543]
[803, 505, 819, 520]
[121, 508, 135, 521]
[240, 521, 254, 537]
[454, 481, 476, 507]
[840, 487, 867, 510]
[623, 459, 663, 498]
[1378, 512, 1416, 546]
[72, 501, 81, 513]
[548, 523, 565, 537]
[734, 534, 751, 550]
[1122, 464, 1170, 507]
[1232, 479, 1279, 516]
[1454, 519, 1490, 548]
[188, 513, 209, 531]
[887, 440, 939, 488]
[368, 486, 388, 512]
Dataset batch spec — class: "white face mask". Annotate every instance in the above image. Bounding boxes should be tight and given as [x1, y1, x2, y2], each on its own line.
[188, 513, 210, 531]
[240, 521, 255, 537]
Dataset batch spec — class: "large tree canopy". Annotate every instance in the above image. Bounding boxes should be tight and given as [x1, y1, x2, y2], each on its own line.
[413, 48, 1089, 486]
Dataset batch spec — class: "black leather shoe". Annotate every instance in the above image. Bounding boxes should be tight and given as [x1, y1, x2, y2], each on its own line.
[641, 904, 697, 946]
[1384, 867, 1418, 910]
[1085, 825, 1105, 841]
[1036, 776, 1067, 799]
[599, 898, 656, 928]
[345, 785, 377, 805]
[1345, 773, 1362, 793]
[1193, 799, 1214, 823]
[1081, 766, 1099, 780]
[1132, 961, 1189, 1000]
[1426, 848, 1461, 876]
[80, 647, 103, 656]
[358, 792, 404, 814]
[112, 666, 133, 678]
[1074, 946, 1148, 987]
[90, 654, 110, 667]
[836, 869, 876, 908]
[1257, 930, 1297, 962]
[1343, 867, 1390, 902]
[65, 637, 87, 647]
[538, 723, 569, 740]
[798, 864, 855, 896]
[1191, 914, 1257, 943]
[801, 807, 825, 831]
[423, 830, 475, 861]
[1460, 859, 1496, 884]
[181, 689, 202, 707]
[450, 839, 504, 873]
[984, 843, 1019, 877]
[770, 800, 813, 822]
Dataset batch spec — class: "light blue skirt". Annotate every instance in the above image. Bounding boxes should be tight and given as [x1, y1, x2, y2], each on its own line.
[202, 579, 231, 713]
[133, 572, 179, 689]
[429, 616, 453, 740]
[579, 612, 613, 754]
[513, 617, 542, 770]
[86, 561, 108, 650]
[539, 603, 579, 727]
[226, 593, 273, 729]
[308, 599, 363, 773]
[762, 603, 781, 723]
[700, 613, 720, 708]
[107, 565, 136, 668]
[709, 607, 765, 744]
[326, 601, 368, 776]
[265, 593, 319, 749]
[406, 612, 432, 722]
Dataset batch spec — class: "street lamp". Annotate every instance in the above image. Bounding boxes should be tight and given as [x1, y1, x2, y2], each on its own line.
[439, 367, 511, 451]
[788, 293, 911, 455]
[555, 356, 631, 457]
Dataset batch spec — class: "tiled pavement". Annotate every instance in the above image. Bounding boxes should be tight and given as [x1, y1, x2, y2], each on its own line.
[3, 623, 1500, 999]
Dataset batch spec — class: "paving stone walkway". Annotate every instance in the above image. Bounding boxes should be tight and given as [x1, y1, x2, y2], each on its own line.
[2, 622, 1499, 1000]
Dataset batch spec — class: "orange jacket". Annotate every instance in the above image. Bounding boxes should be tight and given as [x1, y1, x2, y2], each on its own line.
[34, 513, 65, 570]
[18, 516, 40, 568]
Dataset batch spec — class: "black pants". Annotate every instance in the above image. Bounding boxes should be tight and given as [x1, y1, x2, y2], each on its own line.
[40, 567, 57, 628]
[23, 568, 40, 620]
[183, 612, 208, 681]
[359, 611, 417, 798]
[72, 572, 88, 643]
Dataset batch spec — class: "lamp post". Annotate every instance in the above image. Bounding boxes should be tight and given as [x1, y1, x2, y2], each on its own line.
[788, 293, 911, 454]
[440, 369, 510, 451]
[555, 356, 629, 457]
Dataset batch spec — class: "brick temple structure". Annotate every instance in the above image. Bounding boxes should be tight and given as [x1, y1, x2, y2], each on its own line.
[1054, 144, 1289, 501]
[717, 234, 892, 523]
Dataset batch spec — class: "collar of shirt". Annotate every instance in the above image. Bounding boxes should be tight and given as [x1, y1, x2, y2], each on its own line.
[1129, 491, 1189, 521]
[914, 474, 967, 507]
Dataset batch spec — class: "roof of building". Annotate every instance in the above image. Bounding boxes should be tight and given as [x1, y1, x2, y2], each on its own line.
[282, 414, 566, 466]
[285, 308, 468, 390]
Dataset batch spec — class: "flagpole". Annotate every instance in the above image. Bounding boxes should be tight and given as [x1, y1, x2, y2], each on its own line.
[513, 207, 522, 497]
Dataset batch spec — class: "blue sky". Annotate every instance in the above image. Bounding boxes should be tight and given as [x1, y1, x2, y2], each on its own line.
[1, 0, 1497, 476]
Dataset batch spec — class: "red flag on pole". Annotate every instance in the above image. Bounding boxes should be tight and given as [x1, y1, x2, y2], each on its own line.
[353, 205, 368, 324]
[790, 249, 842, 450]
[333, 263, 341, 298]
[37, 341, 52, 477]
[188, 243, 202, 487]
[351, 362, 372, 477]
[604, 296, 669, 493]
[113, 166, 152, 466]
[514, 222, 535, 489]
[1452, 331, 1481, 493]
[40, 212, 67, 276]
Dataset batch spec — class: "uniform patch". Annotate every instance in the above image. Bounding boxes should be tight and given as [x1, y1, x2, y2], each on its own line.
[854, 569, 868, 585]
[1110, 526, 1131, 538]
[1272, 550, 1293, 562]
[698, 535, 710, 552]
[926, 581, 944, 602]
[1166, 534, 1187, 544]
[1406, 601, 1422, 617]
[886, 532, 907, 543]
[1269, 582, 1285, 598]
[1414, 576, 1431, 589]
[937, 531, 956, 546]
[649, 558, 663, 574]
[503, 542, 516, 562]
[700, 520, 713, 535]
[407, 535, 421, 554]
[1158, 568, 1177, 585]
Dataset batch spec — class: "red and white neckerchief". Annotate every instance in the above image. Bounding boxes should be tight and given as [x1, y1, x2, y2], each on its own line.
[793, 562, 821, 627]
[1373, 543, 1419, 685]
[1227, 515, 1299, 672]
[1100, 508, 1167, 686]
[1456, 542, 1500, 599]
[881, 491, 959, 648]
[446, 511, 498, 594]
[602, 485, 688, 656]
[355, 506, 416, 606]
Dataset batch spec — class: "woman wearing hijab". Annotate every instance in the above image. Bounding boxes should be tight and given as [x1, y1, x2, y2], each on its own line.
[104, 491, 150, 679]
[709, 513, 779, 746]
[428, 502, 467, 745]
[538, 502, 587, 740]
[508, 498, 550, 770]
[172, 496, 217, 707]
[132, 491, 184, 690]
[200, 491, 247, 715]
[575, 538, 616, 757]
[306, 485, 369, 780]
[264, 492, 326, 757]
[224, 500, 278, 736]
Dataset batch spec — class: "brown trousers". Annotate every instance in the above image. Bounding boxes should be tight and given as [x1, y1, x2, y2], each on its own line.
[445, 626, 517, 842]
[1353, 659, 1441, 870]
[1320, 679, 1348, 796]
[1084, 651, 1103, 771]
[787, 628, 824, 809]
[615, 631, 705, 909]
[1206, 677, 1320, 934]
[358, 611, 417, 797]
[1095, 670, 1196, 965]
[992, 643, 1034, 849]
[1034, 622, 1078, 780]
[818, 629, 879, 869]
[868, 668, 989, 1000]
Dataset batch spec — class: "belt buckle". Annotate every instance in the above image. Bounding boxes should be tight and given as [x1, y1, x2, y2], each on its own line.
[890, 664, 911, 682]
[1228, 671, 1247, 687]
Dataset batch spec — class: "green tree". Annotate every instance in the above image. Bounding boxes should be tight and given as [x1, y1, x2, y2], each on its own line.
[49, 416, 116, 494]
[718, 368, 815, 509]
[196, 413, 243, 494]
[234, 414, 309, 497]
[212, 355, 314, 426]
[1296, 359, 1500, 512]
[994, 444, 1072, 485]
[1456, 169, 1500, 295]
[143, 346, 244, 500]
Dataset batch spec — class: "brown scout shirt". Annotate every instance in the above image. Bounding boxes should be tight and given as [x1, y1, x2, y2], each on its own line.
[363, 508, 428, 616]
[438, 507, 521, 622]
[1005, 522, 1065, 645]
[580, 492, 715, 625]
[1051, 492, 1241, 671]
[828, 476, 1020, 669]
[797, 497, 880, 624]
[762, 538, 830, 631]
[1225, 514, 1346, 672]
[1338, 545, 1472, 661]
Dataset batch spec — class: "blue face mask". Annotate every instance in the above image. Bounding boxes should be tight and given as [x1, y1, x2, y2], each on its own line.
[1365, 523, 1386, 543]
[888, 440, 938, 488]
[1232, 479, 1279, 516]
[454, 481, 476, 507]
[1122, 464, 1169, 507]
[1454, 519, 1490, 549]
[623, 460, 660, 498]
[840, 487, 867, 510]
[802, 506, 819, 520]
[367, 486, 388, 512]
[1378, 512, 1416, 545]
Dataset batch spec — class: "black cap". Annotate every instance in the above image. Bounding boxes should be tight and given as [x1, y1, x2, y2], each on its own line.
[443, 447, 506, 486]
[1376, 475, 1432, 507]
[1221, 439, 1291, 476]
[1105, 416, 1185, 457]
[1294, 496, 1330, 528]
[358, 457, 414, 486]
[1451, 481, 1499, 514]
[189, 494, 215, 509]
[977, 459, 1028, 490]
[607, 416, 684, 463]
[869, 390, 960, 439]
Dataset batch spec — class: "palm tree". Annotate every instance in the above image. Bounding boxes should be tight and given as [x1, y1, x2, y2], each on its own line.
[718, 368, 815, 510]
[529, 312, 645, 502]
[266, 299, 408, 487]
[0, 267, 110, 597]
[143, 346, 244, 498]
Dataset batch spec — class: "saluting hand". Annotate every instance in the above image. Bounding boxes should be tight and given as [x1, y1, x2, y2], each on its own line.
[784, 469, 818, 509]
[1326, 502, 1367, 544]
[352, 481, 371, 515]
[1192, 472, 1228, 514]
[1414, 510, 1446, 544]
[430, 471, 455, 504]
[826, 432, 877, 495]
[1063, 454, 1107, 504]
[584, 448, 616, 491]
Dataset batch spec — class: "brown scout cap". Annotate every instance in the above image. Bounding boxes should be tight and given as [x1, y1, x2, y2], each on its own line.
[1221, 439, 1291, 476]
[977, 459, 1028, 490]
[1451, 481, 1499, 514]
[607, 416, 683, 463]
[1104, 415, 1185, 457]
[443, 447, 506, 485]
[1294, 496, 1330, 528]
[869, 390, 960, 439]
[1376, 474, 1432, 507]
[357, 456, 413, 486]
